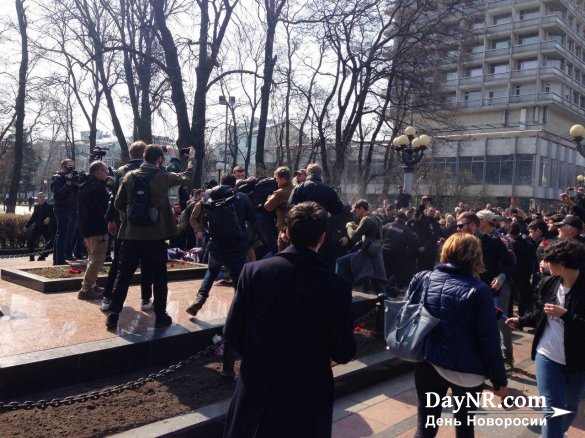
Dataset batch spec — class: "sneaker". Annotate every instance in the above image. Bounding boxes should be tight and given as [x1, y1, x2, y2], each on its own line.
[186, 300, 205, 317]
[106, 312, 119, 330]
[78, 288, 103, 300]
[140, 299, 154, 311]
[37, 255, 46, 261]
[101, 297, 111, 312]
[504, 358, 514, 373]
[154, 313, 172, 328]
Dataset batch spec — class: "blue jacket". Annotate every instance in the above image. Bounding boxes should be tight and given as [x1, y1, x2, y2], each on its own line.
[407, 264, 508, 389]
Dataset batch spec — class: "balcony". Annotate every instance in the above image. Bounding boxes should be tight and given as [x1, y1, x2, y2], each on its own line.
[485, 46, 511, 58]
[509, 93, 538, 104]
[486, 22, 513, 33]
[512, 42, 540, 55]
[483, 96, 508, 106]
[457, 100, 483, 109]
[484, 72, 510, 82]
[511, 68, 538, 79]
[458, 76, 484, 86]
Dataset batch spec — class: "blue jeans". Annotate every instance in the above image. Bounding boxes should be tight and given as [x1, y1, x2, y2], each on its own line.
[53, 207, 77, 264]
[198, 250, 247, 299]
[493, 282, 513, 363]
[535, 352, 585, 437]
[336, 252, 385, 293]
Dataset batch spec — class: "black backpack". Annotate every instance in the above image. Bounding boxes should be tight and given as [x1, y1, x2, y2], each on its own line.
[249, 177, 278, 209]
[202, 189, 245, 246]
[126, 170, 160, 226]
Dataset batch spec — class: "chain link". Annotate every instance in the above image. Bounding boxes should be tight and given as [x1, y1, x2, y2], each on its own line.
[0, 304, 380, 412]
[0, 338, 222, 412]
[0, 249, 53, 259]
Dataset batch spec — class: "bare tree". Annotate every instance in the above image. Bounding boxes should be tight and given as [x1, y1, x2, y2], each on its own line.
[6, 0, 28, 213]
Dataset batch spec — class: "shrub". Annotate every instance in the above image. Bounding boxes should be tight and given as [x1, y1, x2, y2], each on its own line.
[0, 214, 31, 248]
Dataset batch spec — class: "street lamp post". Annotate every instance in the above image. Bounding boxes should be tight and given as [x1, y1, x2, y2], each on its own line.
[216, 162, 224, 183]
[391, 126, 431, 195]
[569, 124, 585, 158]
[219, 95, 236, 173]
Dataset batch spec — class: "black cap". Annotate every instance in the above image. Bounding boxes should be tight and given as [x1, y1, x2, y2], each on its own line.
[554, 214, 584, 230]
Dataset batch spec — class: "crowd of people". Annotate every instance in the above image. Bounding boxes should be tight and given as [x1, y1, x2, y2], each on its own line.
[12, 144, 585, 437]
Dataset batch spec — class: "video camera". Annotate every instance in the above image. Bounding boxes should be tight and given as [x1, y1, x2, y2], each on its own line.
[90, 146, 108, 161]
[57, 168, 88, 184]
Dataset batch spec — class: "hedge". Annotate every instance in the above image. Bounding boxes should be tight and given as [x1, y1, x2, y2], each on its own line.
[0, 214, 32, 249]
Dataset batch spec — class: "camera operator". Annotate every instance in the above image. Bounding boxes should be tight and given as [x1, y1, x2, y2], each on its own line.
[77, 161, 110, 300]
[51, 159, 79, 265]
[24, 192, 54, 261]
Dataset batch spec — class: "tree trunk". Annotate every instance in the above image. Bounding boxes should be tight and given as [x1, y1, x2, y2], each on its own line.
[8, 0, 28, 214]
[150, 0, 191, 148]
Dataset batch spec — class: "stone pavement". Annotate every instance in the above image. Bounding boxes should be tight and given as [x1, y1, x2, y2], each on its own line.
[331, 329, 585, 438]
[0, 255, 235, 357]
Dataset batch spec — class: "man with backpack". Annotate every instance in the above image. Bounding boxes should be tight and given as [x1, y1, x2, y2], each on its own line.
[105, 145, 195, 330]
[185, 173, 255, 318]
[101, 141, 181, 312]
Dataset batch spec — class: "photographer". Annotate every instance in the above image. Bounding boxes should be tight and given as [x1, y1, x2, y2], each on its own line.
[50, 159, 79, 265]
[77, 161, 110, 300]
[24, 192, 54, 261]
[561, 187, 585, 223]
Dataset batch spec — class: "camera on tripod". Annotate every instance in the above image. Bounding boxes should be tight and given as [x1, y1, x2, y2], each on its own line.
[58, 168, 88, 184]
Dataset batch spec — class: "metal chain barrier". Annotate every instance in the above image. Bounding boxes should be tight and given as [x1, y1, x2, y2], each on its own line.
[0, 338, 223, 412]
[0, 302, 381, 412]
[0, 249, 53, 259]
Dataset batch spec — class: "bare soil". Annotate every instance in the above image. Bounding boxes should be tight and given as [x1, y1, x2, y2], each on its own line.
[0, 325, 385, 438]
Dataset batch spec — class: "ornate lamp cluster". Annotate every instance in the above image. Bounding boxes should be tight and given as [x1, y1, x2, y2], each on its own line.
[569, 124, 585, 158]
[391, 126, 431, 168]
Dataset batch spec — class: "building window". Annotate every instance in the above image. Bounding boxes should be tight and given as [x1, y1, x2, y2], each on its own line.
[492, 38, 510, 49]
[431, 157, 457, 181]
[515, 154, 534, 185]
[490, 62, 509, 74]
[465, 66, 483, 77]
[539, 156, 547, 186]
[518, 33, 540, 45]
[446, 70, 458, 80]
[458, 156, 484, 184]
[493, 13, 512, 25]
[519, 8, 540, 20]
[471, 44, 484, 54]
[485, 155, 514, 185]
[518, 58, 538, 70]
[547, 32, 565, 43]
[543, 106, 548, 122]
[464, 90, 481, 101]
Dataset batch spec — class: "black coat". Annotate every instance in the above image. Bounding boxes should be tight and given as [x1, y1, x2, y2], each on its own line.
[26, 203, 53, 230]
[288, 174, 344, 216]
[223, 245, 356, 438]
[77, 175, 109, 238]
[519, 273, 585, 372]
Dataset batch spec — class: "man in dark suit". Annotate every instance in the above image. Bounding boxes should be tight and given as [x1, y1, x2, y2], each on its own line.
[223, 201, 356, 438]
[24, 192, 54, 261]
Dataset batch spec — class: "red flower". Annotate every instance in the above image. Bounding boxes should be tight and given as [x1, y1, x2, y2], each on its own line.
[354, 326, 361, 333]
[170, 264, 175, 268]
[541, 240, 550, 246]
[68, 269, 77, 274]
[180, 261, 186, 265]
[360, 322, 367, 328]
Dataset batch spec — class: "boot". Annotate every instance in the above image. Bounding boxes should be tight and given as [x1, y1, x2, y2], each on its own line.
[185, 295, 207, 317]
[29, 255, 35, 262]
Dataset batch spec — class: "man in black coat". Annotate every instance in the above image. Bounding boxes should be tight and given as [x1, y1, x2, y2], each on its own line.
[24, 192, 54, 261]
[223, 201, 356, 438]
[77, 161, 110, 300]
[288, 163, 344, 216]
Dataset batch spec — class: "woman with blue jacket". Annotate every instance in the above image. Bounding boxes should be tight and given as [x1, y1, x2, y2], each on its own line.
[409, 233, 508, 438]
